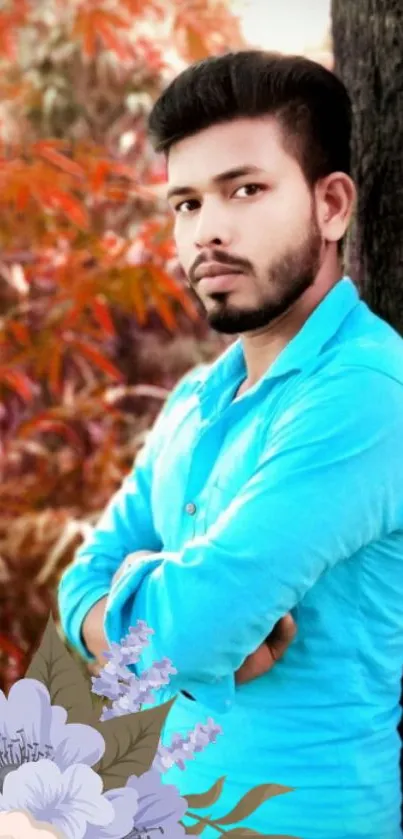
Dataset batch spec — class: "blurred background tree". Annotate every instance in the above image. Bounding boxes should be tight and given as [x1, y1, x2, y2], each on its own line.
[332, 0, 403, 333]
[332, 0, 403, 814]
[0, 0, 244, 689]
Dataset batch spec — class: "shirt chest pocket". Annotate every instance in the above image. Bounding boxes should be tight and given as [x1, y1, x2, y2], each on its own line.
[201, 419, 267, 533]
[201, 480, 235, 533]
[201, 460, 258, 534]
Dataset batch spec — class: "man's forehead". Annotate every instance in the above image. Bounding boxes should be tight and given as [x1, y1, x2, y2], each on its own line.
[166, 117, 288, 193]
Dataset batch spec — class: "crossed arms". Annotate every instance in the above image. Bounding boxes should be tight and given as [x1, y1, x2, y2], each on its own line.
[58, 365, 403, 710]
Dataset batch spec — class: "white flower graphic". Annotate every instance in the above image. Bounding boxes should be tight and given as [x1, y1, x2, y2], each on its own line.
[0, 760, 114, 839]
[0, 809, 67, 838]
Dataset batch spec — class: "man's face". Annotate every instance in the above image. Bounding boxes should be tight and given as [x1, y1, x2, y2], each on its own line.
[167, 116, 323, 334]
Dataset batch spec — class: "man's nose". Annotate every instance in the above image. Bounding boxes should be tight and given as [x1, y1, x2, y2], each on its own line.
[194, 201, 232, 250]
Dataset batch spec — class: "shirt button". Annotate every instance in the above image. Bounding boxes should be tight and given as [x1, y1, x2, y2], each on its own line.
[185, 502, 197, 515]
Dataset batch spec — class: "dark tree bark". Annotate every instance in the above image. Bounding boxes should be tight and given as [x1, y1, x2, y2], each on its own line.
[331, 0, 403, 334]
[332, 1, 403, 823]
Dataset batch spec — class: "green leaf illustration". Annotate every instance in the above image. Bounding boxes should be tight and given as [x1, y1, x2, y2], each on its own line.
[91, 691, 107, 724]
[93, 696, 176, 790]
[184, 817, 211, 834]
[223, 831, 272, 838]
[185, 776, 226, 809]
[24, 613, 94, 725]
[215, 784, 294, 826]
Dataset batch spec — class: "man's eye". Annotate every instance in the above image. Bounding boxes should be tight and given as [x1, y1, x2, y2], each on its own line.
[174, 199, 200, 214]
[234, 183, 264, 198]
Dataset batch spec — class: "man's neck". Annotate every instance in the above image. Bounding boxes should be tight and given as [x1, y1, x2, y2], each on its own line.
[237, 269, 343, 392]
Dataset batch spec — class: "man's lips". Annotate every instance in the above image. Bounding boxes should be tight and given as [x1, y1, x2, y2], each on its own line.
[194, 261, 244, 281]
[194, 262, 245, 294]
[198, 272, 244, 294]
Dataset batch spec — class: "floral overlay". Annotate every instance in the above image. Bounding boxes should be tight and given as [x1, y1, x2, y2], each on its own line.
[0, 615, 299, 838]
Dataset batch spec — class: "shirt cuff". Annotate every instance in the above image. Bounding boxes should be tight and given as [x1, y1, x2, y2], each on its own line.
[60, 584, 111, 661]
[104, 552, 165, 647]
[104, 554, 235, 714]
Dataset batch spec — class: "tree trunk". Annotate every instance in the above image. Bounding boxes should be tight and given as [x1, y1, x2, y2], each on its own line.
[331, 0, 403, 334]
[331, 0, 403, 823]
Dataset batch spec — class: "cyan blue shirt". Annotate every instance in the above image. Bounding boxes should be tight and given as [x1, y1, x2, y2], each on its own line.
[58, 278, 403, 839]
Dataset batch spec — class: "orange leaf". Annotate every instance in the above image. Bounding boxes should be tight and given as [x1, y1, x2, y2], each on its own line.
[8, 320, 30, 345]
[183, 24, 208, 61]
[16, 184, 31, 211]
[60, 302, 83, 331]
[0, 20, 17, 61]
[104, 187, 128, 202]
[145, 264, 200, 322]
[0, 368, 34, 401]
[93, 296, 115, 336]
[32, 139, 69, 153]
[48, 345, 63, 396]
[83, 25, 97, 58]
[122, 268, 148, 325]
[97, 10, 128, 29]
[144, 264, 183, 299]
[44, 188, 90, 230]
[19, 417, 86, 454]
[91, 160, 111, 192]
[37, 147, 85, 179]
[121, 0, 165, 17]
[108, 161, 137, 180]
[150, 289, 177, 331]
[173, 12, 208, 62]
[72, 339, 123, 380]
[96, 17, 130, 59]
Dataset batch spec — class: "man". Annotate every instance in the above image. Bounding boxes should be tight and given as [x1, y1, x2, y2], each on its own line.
[58, 51, 403, 838]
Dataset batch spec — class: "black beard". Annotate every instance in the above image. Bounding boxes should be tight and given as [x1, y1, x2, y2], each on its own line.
[204, 225, 322, 335]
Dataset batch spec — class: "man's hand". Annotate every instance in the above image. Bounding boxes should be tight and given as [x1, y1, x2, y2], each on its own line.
[81, 595, 109, 665]
[235, 613, 297, 685]
[83, 550, 297, 685]
[81, 551, 156, 665]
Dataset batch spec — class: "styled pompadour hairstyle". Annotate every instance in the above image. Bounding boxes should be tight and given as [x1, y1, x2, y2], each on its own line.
[148, 50, 352, 187]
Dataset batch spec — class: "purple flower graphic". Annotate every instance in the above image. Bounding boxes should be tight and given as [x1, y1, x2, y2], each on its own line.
[98, 658, 177, 721]
[0, 678, 105, 788]
[85, 770, 187, 839]
[0, 617, 283, 839]
[153, 718, 222, 773]
[0, 679, 120, 839]
[92, 624, 177, 720]
[126, 769, 187, 837]
[0, 759, 114, 838]
[92, 621, 223, 773]
[83, 786, 140, 839]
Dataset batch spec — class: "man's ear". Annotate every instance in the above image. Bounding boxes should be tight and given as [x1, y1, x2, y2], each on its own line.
[315, 172, 356, 244]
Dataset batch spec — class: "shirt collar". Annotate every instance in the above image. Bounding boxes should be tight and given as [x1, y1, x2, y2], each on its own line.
[195, 276, 360, 406]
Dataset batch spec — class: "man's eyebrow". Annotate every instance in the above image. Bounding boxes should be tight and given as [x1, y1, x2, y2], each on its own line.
[166, 165, 265, 201]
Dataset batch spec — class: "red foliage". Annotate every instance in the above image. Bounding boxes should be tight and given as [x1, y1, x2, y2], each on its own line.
[0, 0, 241, 691]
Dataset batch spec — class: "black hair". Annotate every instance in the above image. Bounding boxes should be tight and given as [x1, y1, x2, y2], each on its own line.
[148, 49, 352, 187]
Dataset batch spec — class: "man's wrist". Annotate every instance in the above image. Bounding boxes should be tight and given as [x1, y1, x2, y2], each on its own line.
[81, 595, 108, 658]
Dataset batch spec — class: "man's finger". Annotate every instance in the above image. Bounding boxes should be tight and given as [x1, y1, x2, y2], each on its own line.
[235, 613, 297, 685]
[235, 643, 275, 684]
[266, 613, 297, 662]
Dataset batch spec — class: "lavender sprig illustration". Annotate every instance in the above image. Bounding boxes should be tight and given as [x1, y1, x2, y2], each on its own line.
[0, 615, 295, 838]
[91, 621, 223, 775]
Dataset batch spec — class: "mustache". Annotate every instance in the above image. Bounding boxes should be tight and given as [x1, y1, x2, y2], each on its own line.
[188, 249, 253, 285]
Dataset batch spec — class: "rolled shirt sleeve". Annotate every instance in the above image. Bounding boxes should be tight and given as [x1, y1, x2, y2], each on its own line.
[104, 366, 403, 711]
[57, 366, 205, 659]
